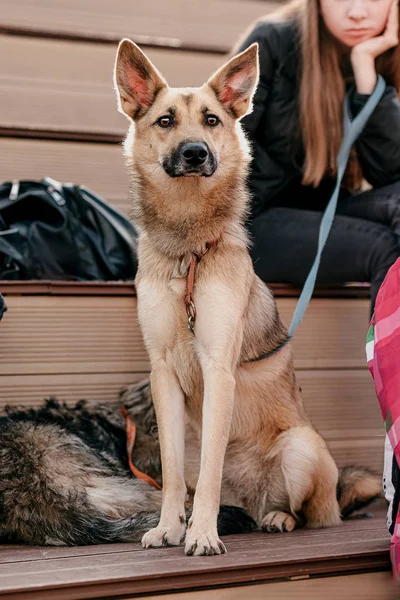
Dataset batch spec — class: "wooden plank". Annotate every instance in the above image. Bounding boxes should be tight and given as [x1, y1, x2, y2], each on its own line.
[0, 510, 387, 565]
[0, 295, 150, 375]
[144, 572, 398, 600]
[0, 373, 383, 470]
[0, 369, 379, 435]
[298, 369, 384, 470]
[1, 294, 382, 471]
[0, 373, 147, 407]
[0, 0, 280, 54]
[1, 293, 381, 468]
[0, 280, 370, 298]
[0, 35, 223, 138]
[328, 438, 384, 472]
[298, 370, 380, 439]
[1, 281, 136, 296]
[271, 283, 370, 299]
[0, 138, 130, 214]
[0, 292, 372, 372]
[0, 511, 390, 599]
[1, 295, 372, 372]
[277, 297, 370, 368]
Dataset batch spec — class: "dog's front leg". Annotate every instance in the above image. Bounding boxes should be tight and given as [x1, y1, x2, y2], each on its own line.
[184, 283, 243, 556]
[141, 361, 187, 548]
[185, 361, 236, 556]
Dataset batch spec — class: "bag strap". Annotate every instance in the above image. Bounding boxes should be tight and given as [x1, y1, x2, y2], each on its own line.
[0, 232, 25, 263]
[287, 75, 386, 338]
[0, 293, 7, 321]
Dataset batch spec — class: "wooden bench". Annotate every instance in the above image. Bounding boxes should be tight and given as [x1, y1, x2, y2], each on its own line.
[0, 282, 390, 598]
[0, 503, 391, 599]
[0, 281, 383, 473]
[0, 0, 392, 596]
[0, 0, 281, 54]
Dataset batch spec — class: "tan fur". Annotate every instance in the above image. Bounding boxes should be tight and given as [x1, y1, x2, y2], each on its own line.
[114, 40, 352, 556]
[337, 466, 382, 517]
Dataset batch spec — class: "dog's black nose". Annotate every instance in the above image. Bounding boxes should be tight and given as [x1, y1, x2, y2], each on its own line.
[181, 143, 209, 167]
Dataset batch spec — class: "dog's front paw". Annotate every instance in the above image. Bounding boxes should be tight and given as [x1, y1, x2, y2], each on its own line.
[184, 527, 226, 556]
[141, 521, 186, 548]
[261, 511, 296, 533]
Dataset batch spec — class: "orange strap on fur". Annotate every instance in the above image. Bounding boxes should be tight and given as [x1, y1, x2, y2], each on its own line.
[122, 406, 162, 490]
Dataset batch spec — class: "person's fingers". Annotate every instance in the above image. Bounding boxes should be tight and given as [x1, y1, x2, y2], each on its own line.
[384, 0, 399, 44]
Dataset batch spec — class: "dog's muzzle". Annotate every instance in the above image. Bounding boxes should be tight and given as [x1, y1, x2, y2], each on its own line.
[163, 141, 217, 177]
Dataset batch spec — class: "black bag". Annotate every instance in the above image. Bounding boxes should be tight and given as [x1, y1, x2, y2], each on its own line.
[0, 293, 6, 320]
[0, 177, 138, 281]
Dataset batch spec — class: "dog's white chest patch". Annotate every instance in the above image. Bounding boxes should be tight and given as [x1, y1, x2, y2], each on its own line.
[168, 253, 192, 297]
[168, 276, 186, 297]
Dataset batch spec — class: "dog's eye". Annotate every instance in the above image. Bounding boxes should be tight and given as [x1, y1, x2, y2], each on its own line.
[157, 116, 173, 128]
[206, 115, 220, 127]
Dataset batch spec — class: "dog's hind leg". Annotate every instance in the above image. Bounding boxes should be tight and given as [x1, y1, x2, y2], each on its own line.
[302, 445, 342, 529]
[261, 510, 297, 533]
[261, 426, 341, 532]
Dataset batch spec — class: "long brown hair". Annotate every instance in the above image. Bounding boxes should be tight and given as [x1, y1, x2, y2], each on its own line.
[235, 0, 400, 189]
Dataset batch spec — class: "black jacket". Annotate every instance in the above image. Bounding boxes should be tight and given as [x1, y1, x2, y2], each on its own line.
[238, 20, 400, 218]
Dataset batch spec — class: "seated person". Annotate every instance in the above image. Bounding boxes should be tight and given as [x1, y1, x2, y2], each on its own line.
[235, 0, 400, 312]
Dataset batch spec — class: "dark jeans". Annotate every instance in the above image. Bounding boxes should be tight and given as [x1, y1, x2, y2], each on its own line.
[250, 181, 400, 311]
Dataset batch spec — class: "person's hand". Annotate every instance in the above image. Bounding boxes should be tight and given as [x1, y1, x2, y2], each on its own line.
[351, 0, 399, 94]
[352, 0, 399, 61]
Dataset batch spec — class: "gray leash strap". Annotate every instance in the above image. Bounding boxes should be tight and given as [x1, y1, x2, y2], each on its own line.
[247, 75, 386, 363]
[287, 75, 386, 338]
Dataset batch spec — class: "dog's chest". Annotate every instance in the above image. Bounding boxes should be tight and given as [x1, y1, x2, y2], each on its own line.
[168, 275, 186, 298]
[168, 278, 204, 412]
[137, 270, 204, 416]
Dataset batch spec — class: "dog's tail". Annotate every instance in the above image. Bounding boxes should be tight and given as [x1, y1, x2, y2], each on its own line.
[337, 466, 382, 518]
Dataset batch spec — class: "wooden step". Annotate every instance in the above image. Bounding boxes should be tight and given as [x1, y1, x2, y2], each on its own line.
[0, 34, 223, 139]
[0, 294, 371, 374]
[1, 0, 280, 53]
[0, 507, 390, 600]
[0, 283, 383, 471]
[144, 572, 398, 600]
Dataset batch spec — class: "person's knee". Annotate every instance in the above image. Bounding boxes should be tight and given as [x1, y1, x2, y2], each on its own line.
[370, 228, 399, 278]
[379, 181, 400, 216]
[369, 229, 399, 311]
[383, 180, 400, 196]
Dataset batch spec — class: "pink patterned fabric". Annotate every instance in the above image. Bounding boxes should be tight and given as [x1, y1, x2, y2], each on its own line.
[367, 257, 400, 578]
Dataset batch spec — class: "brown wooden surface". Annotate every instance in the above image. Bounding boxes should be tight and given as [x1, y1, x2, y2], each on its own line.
[278, 297, 371, 368]
[144, 572, 398, 600]
[0, 295, 372, 374]
[1, 295, 373, 372]
[1, 0, 280, 54]
[0, 281, 371, 299]
[0, 281, 136, 296]
[0, 295, 149, 375]
[0, 35, 223, 139]
[0, 293, 383, 471]
[0, 507, 390, 600]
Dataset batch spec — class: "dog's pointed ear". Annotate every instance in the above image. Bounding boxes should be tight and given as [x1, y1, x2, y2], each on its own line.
[206, 43, 259, 119]
[114, 39, 167, 120]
